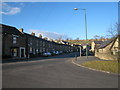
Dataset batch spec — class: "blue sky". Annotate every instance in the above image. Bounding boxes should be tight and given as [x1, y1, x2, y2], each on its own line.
[1, 2, 118, 40]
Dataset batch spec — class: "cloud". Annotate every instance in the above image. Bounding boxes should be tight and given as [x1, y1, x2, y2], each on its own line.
[0, 2, 21, 15]
[27, 29, 69, 40]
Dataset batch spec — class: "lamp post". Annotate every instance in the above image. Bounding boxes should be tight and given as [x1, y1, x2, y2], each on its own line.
[74, 8, 88, 58]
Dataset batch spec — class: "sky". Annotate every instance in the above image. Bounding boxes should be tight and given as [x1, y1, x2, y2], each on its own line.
[1, 2, 118, 40]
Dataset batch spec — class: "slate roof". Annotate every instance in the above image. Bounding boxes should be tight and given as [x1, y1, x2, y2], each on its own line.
[94, 41, 103, 44]
[98, 38, 116, 49]
[24, 32, 58, 44]
[1, 24, 23, 35]
[61, 40, 69, 44]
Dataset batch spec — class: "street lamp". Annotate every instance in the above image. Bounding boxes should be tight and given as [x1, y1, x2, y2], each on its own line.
[73, 8, 88, 58]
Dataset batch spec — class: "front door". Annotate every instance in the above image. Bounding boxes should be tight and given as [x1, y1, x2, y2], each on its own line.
[21, 49, 24, 57]
[20, 47, 25, 58]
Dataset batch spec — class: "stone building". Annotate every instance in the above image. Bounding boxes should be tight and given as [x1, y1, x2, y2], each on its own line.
[2, 24, 26, 59]
[2, 24, 79, 60]
[91, 41, 103, 52]
[95, 36, 119, 60]
[24, 32, 43, 58]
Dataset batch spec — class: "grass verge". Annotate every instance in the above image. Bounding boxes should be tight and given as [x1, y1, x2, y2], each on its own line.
[81, 60, 119, 74]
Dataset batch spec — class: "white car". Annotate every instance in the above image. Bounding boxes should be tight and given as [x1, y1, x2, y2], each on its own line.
[42, 52, 51, 56]
[55, 51, 60, 55]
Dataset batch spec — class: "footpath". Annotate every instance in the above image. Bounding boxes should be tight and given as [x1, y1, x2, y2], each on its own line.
[73, 56, 114, 64]
[73, 56, 102, 64]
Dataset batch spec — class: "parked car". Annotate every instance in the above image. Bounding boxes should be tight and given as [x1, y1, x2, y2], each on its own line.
[51, 51, 56, 56]
[59, 51, 63, 54]
[42, 52, 51, 56]
[55, 51, 60, 55]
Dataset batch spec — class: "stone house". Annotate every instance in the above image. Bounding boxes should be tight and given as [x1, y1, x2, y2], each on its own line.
[95, 36, 119, 60]
[2, 24, 26, 59]
[24, 32, 44, 58]
[2, 24, 79, 59]
[91, 41, 103, 52]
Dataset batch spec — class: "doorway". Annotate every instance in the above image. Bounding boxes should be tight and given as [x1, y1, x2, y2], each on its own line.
[20, 47, 25, 58]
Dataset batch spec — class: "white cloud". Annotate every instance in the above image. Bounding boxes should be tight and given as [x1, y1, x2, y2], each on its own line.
[27, 29, 69, 40]
[0, 2, 21, 15]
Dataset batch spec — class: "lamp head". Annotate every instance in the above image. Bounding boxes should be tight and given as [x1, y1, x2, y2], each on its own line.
[74, 8, 78, 10]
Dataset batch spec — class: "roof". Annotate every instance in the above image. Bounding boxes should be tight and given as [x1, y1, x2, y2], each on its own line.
[1, 24, 23, 35]
[94, 41, 103, 44]
[61, 40, 69, 44]
[24, 32, 58, 44]
[98, 38, 116, 49]
[24, 32, 40, 39]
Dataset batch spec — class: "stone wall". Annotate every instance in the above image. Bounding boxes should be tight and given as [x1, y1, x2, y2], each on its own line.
[95, 51, 118, 60]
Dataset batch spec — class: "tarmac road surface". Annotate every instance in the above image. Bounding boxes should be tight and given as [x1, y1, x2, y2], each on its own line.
[2, 52, 118, 88]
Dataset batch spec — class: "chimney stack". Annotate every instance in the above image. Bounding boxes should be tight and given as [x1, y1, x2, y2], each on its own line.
[31, 32, 35, 36]
[39, 34, 42, 38]
[19, 28, 23, 32]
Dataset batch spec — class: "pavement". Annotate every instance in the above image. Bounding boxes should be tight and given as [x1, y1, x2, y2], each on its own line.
[73, 55, 116, 64]
[74, 56, 101, 64]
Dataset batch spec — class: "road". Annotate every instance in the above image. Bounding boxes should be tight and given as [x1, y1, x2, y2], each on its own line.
[2, 52, 118, 88]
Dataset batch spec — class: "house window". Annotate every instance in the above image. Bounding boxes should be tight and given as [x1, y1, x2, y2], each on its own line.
[43, 48, 45, 52]
[97, 49, 99, 52]
[13, 36, 17, 44]
[30, 47, 32, 53]
[37, 41, 38, 46]
[36, 49, 38, 53]
[43, 42, 45, 46]
[11, 48, 18, 57]
[30, 40, 32, 45]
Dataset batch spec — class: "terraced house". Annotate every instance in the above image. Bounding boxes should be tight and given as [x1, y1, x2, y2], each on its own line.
[2, 24, 26, 59]
[2, 24, 79, 60]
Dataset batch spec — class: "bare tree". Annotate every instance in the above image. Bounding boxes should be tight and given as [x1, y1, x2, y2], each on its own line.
[93, 35, 100, 40]
[107, 22, 119, 38]
[66, 38, 70, 41]
[99, 36, 106, 41]
[75, 37, 79, 40]
[57, 36, 62, 41]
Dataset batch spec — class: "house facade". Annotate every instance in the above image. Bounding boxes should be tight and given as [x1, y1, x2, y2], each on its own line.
[2, 24, 79, 60]
[2, 24, 26, 59]
[95, 36, 119, 60]
[91, 41, 103, 52]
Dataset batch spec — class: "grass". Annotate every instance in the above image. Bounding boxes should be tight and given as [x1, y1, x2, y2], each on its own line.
[81, 60, 119, 74]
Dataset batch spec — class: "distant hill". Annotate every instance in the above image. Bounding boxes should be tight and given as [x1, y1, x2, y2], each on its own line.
[64, 38, 110, 45]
